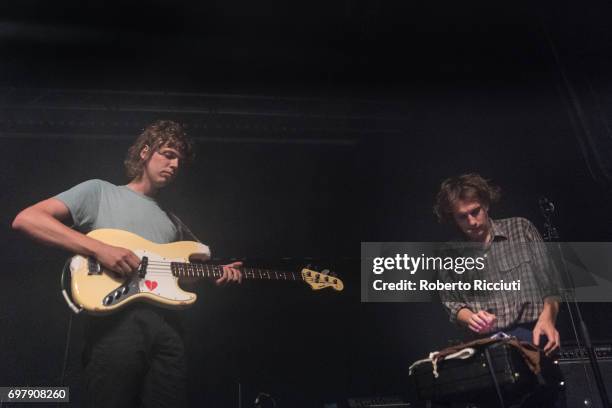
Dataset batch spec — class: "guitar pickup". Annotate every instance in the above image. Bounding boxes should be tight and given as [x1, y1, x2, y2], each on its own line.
[87, 257, 101, 275]
[138, 256, 148, 278]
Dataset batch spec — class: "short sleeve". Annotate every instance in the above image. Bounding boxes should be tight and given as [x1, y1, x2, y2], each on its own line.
[54, 179, 102, 231]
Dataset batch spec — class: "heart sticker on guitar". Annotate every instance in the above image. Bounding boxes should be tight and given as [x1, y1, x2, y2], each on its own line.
[145, 280, 158, 291]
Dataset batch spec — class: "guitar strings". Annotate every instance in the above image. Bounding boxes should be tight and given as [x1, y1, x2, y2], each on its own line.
[139, 268, 304, 281]
[148, 268, 291, 277]
[144, 270, 299, 279]
[145, 262, 299, 275]
[120, 260, 307, 280]
[143, 260, 293, 274]
[102, 262, 309, 279]
[143, 260, 222, 267]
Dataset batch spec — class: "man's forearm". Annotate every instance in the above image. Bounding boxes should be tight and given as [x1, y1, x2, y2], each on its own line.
[538, 297, 559, 323]
[12, 207, 102, 257]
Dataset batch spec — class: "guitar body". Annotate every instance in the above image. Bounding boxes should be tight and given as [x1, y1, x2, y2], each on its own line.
[70, 229, 207, 315]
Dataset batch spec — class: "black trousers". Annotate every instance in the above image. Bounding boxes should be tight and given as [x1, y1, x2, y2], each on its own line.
[82, 305, 188, 408]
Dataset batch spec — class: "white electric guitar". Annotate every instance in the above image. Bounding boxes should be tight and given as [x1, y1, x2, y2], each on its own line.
[63, 229, 344, 315]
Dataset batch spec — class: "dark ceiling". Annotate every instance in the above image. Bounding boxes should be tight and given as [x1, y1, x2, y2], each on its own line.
[2, 0, 612, 95]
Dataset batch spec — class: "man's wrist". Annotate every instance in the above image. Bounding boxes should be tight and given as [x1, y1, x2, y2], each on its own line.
[538, 299, 559, 323]
[84, 237, 105, 259]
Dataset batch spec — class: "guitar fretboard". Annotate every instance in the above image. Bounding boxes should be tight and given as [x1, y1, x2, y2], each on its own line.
[169, 263, 302, 282]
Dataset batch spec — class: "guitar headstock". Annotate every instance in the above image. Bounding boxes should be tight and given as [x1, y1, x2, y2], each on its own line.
[301, 268, 344, 291]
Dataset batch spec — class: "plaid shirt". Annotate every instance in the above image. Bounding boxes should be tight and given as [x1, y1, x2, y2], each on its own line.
[439, 217, 560, 331]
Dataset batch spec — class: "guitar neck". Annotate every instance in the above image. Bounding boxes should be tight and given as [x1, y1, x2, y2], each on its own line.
[170, 263, 303, 282]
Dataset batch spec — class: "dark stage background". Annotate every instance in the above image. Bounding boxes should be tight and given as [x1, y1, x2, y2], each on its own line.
[2, 1, 612, 407]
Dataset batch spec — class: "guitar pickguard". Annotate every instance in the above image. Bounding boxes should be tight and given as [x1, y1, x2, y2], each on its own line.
[133, 249, 193, 302]
[102, 249, 196, 306]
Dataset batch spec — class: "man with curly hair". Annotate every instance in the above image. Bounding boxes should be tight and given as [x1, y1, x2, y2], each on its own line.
[12, 120, 242, 407]
[434, 173, 561, 356]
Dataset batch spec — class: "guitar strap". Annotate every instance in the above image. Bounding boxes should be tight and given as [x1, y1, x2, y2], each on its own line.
[166, 211, 202, 243]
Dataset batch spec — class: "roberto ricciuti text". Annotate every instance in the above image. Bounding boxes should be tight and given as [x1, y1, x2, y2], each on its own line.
[372, 279, 521, 291]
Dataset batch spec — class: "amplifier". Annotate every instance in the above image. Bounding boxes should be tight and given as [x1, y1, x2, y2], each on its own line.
[323, 396, 410, 408]
[557, 343, 612, 361]
[347, 396, 410, 408]
[557, 343, 612, 408]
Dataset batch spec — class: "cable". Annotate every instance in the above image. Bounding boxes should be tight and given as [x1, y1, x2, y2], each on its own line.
[59, 312, 73, 387]
[57, 258, 78, 408]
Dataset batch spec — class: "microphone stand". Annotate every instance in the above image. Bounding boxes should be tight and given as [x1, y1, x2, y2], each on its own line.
[539, 197, 611, 408]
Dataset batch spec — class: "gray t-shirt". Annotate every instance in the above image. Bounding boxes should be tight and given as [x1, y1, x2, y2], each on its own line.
[55, 179, 180, 244]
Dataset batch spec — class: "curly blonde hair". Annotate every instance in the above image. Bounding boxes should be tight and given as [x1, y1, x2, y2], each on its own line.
[124, 120, 194, 180]
[433, 173, 501, 223]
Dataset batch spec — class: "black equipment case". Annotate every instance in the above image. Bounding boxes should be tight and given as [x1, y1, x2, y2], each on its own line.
[411, 341, 542, 405]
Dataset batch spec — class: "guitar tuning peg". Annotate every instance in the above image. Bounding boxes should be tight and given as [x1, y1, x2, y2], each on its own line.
[330, 271, 337, 277]
[321, 269, 330, 275]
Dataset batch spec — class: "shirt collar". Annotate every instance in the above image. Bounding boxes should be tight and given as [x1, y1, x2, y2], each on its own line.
[489, 218, 509, 241]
